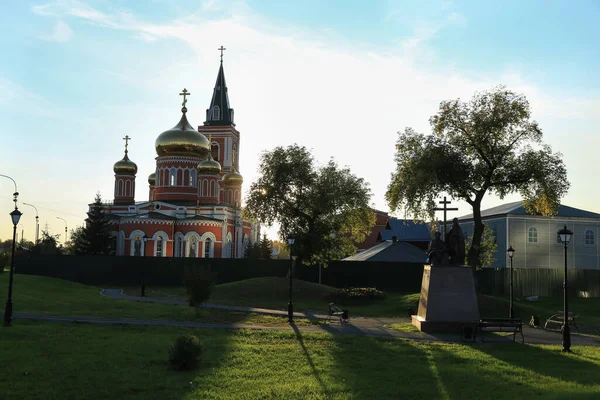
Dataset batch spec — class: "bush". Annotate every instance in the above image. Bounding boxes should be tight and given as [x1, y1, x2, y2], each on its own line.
[184, 267, 215, 308]
[334, 287, 386, 301]
[168, 334, 203, 371]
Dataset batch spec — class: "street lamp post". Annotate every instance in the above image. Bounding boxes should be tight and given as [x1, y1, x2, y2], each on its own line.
[287, 236, 295, 323]
[507, 246, 515, 319]
[4, 207, 23, 326]
[558, 225, 573, 353]
[56, 217, 68, 244]
[23, 203, 39, 244]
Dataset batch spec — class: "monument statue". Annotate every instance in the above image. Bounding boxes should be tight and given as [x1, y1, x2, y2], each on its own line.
[426, 231, 449, 267]
[446, 218, 465, 266]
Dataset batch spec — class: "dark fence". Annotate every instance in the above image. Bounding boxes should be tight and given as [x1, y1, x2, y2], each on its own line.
[13, 255, 600, 297]
[13, 255, 426, 291]
[298, 261, 425, 292]
[478, 268, 600, 298]
[13, 255, 289, 286]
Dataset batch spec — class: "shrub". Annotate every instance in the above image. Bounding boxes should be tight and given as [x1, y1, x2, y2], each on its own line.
[184, 267, 215, 309]
[168, 334, 203, 371]
[334, 287, 386, 301]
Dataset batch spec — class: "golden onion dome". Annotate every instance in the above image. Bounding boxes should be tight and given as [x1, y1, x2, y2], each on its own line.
[197, 152, 222, 175]
[155, 107, 210, 157]
[222, 166, 243, 186]
[148, 172, 156, 185]
[113, 152, 138, 175]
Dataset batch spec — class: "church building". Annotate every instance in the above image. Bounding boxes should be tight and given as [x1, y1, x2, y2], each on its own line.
[98, 53, 260, 258]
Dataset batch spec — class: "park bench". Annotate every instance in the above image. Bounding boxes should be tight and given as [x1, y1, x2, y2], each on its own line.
[475, 318, 524, 343]
[326, 303, 345, 324]
[544, 312, 579, 333]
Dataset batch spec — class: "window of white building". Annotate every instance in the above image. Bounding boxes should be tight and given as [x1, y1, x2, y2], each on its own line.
[528, 227, 538, 243]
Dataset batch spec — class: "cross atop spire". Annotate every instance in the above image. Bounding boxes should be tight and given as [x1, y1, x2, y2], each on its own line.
[123, 135, 131, 153]
[204, 56, 234, 126]
[218, 46, 226, 62]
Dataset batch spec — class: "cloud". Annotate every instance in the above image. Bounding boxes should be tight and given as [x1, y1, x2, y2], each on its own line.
[44, 20, 74, 42]
[32, 0, 119, 28]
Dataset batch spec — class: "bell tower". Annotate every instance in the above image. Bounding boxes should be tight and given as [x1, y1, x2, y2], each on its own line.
[198, 46, 241, 204]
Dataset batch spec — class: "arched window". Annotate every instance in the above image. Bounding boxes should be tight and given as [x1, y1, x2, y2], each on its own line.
[528, 227, 538, 243]
[156, 237, 163, 257]
[190, 169, 196, 187]
[211, 142, 219, 161]
[125, 180, 131, 197]
[204, 238, 212, 258]
[170, 168, 176, 186]
[212, 106, 220, 120]
[184, 169, 190, 187]
[118, 180, 123, 196]
[177, 169, 183, 186]
[585, 230, 595, 245]
[188, 237, 197, 257]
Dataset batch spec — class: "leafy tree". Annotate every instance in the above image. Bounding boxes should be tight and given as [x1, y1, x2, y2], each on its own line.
[386, 86, 569, 270]
[259, 234, 272, 259]
[245, 144, 375, 266]
[465, 224, 497, 269]
[17, 238, 34, 250]
[244, 241, 261, 259]
[33, 230, 61, 255]
[81, 193, 113, 255]
[66, 226, 87, 255]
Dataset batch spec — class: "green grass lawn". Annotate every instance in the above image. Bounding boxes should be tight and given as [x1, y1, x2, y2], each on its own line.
[124, 276, 421, 317]
[0, 274, 314, 326]
[1, 322, 600, 399]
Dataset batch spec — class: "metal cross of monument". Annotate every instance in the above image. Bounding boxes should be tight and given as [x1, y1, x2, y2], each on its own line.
[123, 135, 131, 152]
[434, 196, 458, 241]
[218, 45, 226, 62]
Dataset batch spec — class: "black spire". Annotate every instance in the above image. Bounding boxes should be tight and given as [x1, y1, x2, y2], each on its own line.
[204, 55, 234, 126]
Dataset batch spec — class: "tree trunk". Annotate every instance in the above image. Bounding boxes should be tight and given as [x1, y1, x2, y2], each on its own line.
[467, 200, 485, 275]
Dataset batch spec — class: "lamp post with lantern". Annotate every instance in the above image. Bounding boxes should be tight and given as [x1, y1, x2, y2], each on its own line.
[558, 225, 573, 352]
[507, 246, 515, 319]
[4, 205, 22, 326]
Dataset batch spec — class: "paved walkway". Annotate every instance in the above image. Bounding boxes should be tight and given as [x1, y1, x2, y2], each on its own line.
[14, 288, 599, 346]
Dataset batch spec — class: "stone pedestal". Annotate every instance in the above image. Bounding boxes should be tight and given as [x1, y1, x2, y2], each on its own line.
[411, 265, 480, 332]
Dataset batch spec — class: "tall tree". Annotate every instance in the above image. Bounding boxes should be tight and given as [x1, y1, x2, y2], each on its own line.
[245, 144, 375, 266]
[244, 241, 261, 259]
[82, 193, 113, 255]
[386, 86, 569, 270]
[32, 230, 61, 255]
[259, 234, 272, 259]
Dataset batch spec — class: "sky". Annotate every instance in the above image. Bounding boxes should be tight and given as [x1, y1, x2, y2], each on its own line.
[1, 0, 599, 243]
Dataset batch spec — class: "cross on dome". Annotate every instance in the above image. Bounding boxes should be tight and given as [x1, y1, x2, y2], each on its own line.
[123, 135, 131, 153]
[218, 45, 226, 62]
[179, 88, 191, 109]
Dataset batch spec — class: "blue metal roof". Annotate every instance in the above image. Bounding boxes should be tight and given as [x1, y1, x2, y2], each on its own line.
[459, 201, 600, 220]
[378, 218, 431, 242]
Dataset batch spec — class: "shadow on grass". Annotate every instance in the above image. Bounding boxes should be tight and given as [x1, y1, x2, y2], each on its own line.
[325, 335, 442, 399]
[291, 323, 330, 395]
[0, 321, 237, 400]
[433, 342, 600, 399]
[474, 342, 600, 387]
